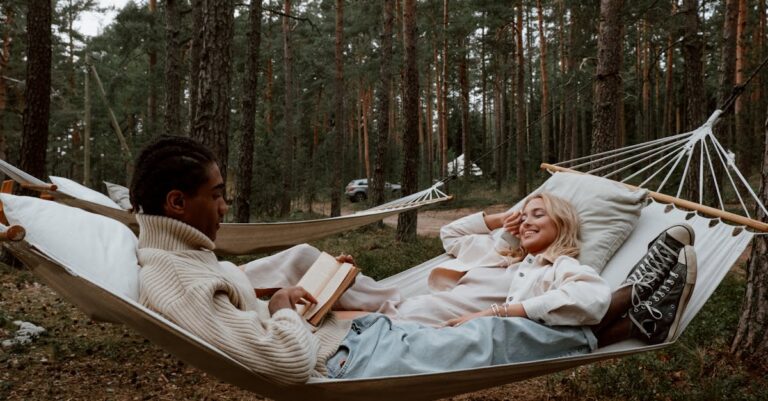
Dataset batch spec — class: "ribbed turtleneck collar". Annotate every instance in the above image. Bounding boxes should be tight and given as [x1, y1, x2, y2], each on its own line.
[136, 214, 215, 252]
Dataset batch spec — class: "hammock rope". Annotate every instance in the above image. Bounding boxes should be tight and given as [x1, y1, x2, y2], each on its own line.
[548, 108, 768, 232]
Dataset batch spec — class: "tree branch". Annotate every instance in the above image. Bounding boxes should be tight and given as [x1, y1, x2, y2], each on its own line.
[263, 7, 320, 34]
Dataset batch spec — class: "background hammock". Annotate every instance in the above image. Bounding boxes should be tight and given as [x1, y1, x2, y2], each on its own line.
[0, 157, 451, 255]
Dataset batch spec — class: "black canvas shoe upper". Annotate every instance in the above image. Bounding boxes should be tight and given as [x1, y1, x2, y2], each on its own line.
[628, 245, 697, 344]
[622, 224, 694, 306]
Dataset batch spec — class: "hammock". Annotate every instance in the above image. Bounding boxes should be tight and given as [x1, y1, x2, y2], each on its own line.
[1, 110, 764, 399]
[0, 180, 754, 400]
[0, 158, 451, 255]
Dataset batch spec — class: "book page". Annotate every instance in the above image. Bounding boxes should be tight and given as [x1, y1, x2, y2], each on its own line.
[294, 252, 339, 315]
[302, 262, 355, 319]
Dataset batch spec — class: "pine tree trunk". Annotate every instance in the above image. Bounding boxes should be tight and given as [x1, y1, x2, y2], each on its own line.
[65, 6, 81, 178]
[330, 0, 344, 217]
[372, 0, 393, 208]
[754, 0, 766, 154]
[234, 0, 262, 223]
[265, 54, 273, 136]
[363, 88, 371, 180]
[279, 0, 294, 216]
[426, 56, 434, 184]
[356, 88, 364, 177]
[164, 0, 183, 136]
[191, 0, 233, 184]
[713, 0, 738, 206]
[731, 110, 768, 370]
[682, 0, 705, 202]
[735, 0, 748, 174]
[537, 0, 551, 164]
[459, 38, 470, 178]
[592, 0, 623, 161]
[663, 2, 676, 135]
[20, 0, 52, 183]
[458, 38, 470, 179]
[494, 74, 504, 191]
[0, 5, 12, 167]
[189, 0, 203, 129]
[440, 0, 448, 178]
[480, 14, 488, 170]
[515, 0, 526, 197]
[557, 0, 566, 161]
[396, 0, 419, 243]
[641, 20, 652, 140]
[434, 45, 445, 178]
[148, 0, 158, 136]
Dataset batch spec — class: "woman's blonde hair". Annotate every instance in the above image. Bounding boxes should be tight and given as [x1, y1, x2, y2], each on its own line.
[518, 192, 581, 261]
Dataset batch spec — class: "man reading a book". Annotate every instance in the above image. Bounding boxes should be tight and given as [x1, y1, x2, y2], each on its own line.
[132, 136, 659, 383]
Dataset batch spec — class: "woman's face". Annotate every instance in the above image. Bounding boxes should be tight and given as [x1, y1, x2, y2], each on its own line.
[519, 197, 558, 255]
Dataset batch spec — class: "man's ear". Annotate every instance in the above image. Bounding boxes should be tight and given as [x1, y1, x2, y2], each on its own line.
[163, 189, 186, 218]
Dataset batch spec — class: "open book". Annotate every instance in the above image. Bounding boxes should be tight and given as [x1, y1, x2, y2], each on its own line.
[295, 252, 360, 326]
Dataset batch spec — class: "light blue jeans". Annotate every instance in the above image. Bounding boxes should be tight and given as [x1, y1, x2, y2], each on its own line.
[326, 314, 597, 379]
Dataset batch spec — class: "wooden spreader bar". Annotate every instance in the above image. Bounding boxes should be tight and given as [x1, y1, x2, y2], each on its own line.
[0, 225, 26, 241]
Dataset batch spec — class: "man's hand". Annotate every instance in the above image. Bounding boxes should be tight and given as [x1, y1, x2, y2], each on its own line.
[444, 309, 493, 327]
[336, 253, 356, 265]
[268, 286, 318, 315]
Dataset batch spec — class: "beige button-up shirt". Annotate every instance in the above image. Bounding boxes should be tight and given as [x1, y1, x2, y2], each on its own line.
[432, 212, 611, 326]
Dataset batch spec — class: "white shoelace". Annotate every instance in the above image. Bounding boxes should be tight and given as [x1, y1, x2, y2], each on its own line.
[635, 271, 680, 321]
[630, 241, 678, 307]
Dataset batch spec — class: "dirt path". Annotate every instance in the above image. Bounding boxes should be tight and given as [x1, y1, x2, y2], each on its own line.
[375, 204, 510, 237]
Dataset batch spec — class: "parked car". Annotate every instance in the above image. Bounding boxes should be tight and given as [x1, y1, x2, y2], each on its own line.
[345, 178, 401, 202]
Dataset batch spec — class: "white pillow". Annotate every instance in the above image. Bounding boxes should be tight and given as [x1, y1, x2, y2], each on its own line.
[104, 181, 132, 210]
[49, 176, 122, 210]
[505, 172, 648, 272]
[1, 193, 140, 300]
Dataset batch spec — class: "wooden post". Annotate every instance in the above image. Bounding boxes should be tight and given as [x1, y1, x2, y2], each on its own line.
[83, 52, 91, 187]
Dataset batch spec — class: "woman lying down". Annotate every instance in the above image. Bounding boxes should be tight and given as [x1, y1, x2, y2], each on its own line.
[136, 136, 697, 383]
[242, 192, 698, 378]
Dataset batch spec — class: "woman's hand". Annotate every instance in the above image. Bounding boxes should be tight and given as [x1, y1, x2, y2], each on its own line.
[501, 210, 522, 238]
[444, 309, 493, 327]
[268, 286, 318, 315]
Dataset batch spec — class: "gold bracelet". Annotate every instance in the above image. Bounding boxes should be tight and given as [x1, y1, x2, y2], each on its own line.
[490, 303, 500, 317]
[502, 303, 509, 317]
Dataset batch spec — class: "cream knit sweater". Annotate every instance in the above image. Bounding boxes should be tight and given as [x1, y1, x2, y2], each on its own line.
[136, 214, 351, 384]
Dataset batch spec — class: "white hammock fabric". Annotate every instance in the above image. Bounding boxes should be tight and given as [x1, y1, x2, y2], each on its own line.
[0, 158, 451, 254]
[1, 196, 752, 401]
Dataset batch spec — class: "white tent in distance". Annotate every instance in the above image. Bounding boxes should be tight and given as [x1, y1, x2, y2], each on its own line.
[447, 154, 483, 177]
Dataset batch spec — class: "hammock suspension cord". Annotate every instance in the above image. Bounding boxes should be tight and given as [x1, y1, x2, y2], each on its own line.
[553, 109, 768, 227]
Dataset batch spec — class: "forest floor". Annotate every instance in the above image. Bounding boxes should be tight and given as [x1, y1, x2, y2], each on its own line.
[1, 202, 767, 400]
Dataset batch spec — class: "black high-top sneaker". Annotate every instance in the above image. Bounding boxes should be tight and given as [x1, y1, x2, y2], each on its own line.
[622, 224, 695, 306]
[629, 245, 697, 344]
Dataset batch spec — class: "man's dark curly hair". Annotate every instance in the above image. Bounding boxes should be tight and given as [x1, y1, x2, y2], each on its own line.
[129, 135, 217, 215]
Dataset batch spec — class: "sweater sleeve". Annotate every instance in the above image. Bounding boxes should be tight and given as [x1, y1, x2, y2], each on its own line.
[440, 212, 492, 256]
[520, 257, 611, 326]
[146, 272, 321, 385]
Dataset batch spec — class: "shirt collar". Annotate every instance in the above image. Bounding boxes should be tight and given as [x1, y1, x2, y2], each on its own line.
[524, 253, 554, 266]
[136, 214, 215, 252]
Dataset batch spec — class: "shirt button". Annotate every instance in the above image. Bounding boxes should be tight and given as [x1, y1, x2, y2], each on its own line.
[507, 296, 514, 302]
[519, 272, 525, 277]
